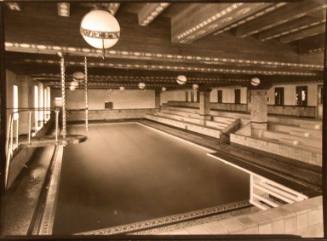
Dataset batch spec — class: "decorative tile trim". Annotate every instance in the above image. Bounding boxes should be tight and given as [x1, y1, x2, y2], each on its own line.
[80, 28, 120, 40]
[5, 42, 323, 70]
[21, 58, 319, 76]
[75, 200, 249, 235]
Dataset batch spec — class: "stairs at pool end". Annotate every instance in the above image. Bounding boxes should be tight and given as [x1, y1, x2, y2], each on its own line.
[145, 106, 240, 140]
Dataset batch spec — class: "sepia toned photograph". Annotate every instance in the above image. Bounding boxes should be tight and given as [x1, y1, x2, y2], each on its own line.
[0, 0, 326, 238]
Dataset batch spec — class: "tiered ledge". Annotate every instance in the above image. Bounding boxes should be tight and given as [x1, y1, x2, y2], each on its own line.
[231, 120, 322, 166]
[146, 106, 240, 139]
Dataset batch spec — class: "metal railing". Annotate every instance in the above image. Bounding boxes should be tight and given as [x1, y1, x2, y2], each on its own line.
[5, 107, 60, 188]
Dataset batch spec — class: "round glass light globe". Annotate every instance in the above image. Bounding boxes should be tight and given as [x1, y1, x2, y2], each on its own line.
[138, 82, 146, 89]
[176, 75, 187, 85]
[80, 10, 120, 49]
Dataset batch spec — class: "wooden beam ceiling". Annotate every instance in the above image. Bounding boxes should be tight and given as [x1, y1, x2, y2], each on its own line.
[5, 2, 21, 11]
[279, 22, 326, 43]
[138, 3, 170, 26]
[81, 3, 120, 15]
[8, 54, 320, 77]
[5, 3, 321, 64]
[171, 2, 276, 43]
[57, 2, 70, 17]
[3, 1, 325, 87]
[257, 14, 325, 41]
[5, 42, 323, 71]
[235, 1, 327, 38]
[295, 33, 325, 54]
[213, 2, 287, 37]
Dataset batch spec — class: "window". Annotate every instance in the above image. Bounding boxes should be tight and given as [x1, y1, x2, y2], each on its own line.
[234, 89, 241, 104]
[13, 85, 19, 120]
[274, 87, 284, 106]
[217, 90, 223, 103]
[296, 86, 308, 106]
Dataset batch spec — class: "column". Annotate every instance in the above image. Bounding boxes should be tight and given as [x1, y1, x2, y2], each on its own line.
[155, 89, 161, 109]
[199, 87, 211, 125]
[250, 89, 268, 138]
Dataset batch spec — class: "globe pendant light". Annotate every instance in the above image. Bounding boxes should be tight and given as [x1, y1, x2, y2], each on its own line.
[192, 84, 199, 90]
[250, 77, 261, 86]
[138, 82, 146, 90]
[73, 71, 85, 82]
[161, 87, 167, 92]
[176, 75, 187, 85]
[80, 9, 120, 59]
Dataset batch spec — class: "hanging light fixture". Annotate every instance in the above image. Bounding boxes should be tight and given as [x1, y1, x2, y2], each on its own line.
[176, 75, 187, 85]
[138, 82, 146, 90]
[119, 86, 125, 91]
[250, 77, 261, 86]
[80, 9, 120, 59]
[161, 86, 167, 92]
[69, 80, 79, 91]
[73, 71, 85, 81]
[192, 84, 199, 90]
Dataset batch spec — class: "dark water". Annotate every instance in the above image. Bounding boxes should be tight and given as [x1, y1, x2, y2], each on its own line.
[53, 123, 249, 234]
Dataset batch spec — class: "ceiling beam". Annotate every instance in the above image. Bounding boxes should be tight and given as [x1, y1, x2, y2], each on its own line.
[172, 3, 276, 43]
[213, 3, 286, 36]
[11, 57, 319, 77]
[296, 33, 325, 54]
[5, 42, 323, 71]
[81, 3, 120, 15]
[138, 3, 170, 26]
[258, 14, 325, 41]
[279, 23, 326, 43]
[57, 2, 70, 17]
[6, 2, 21, 11]
[235, 1, 327, 38]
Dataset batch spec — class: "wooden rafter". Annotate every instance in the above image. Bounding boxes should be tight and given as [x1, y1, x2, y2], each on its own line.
[258, 14, 326, 41]
[296, 33, 325, 54]
[235, 1, 327, 38]
[57, 2, 70, 17]
[81, 3, 120, 15]
[279, 23, 326, 43]
[5, 42, 323, 71]
[138, 3, 170, 26]
[213, 2, 287, 36]
[171, 3, 274, 43]
[13, 57, 319, 77]
[6, 2, 21, 11]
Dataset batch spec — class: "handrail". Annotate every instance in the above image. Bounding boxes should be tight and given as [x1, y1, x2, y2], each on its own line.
[6, 107, 59, 111]
[5, 108, 60, 189]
